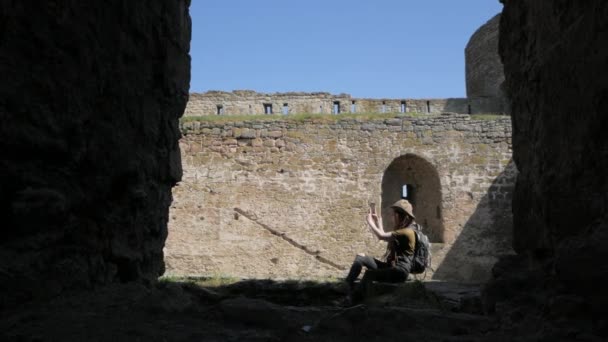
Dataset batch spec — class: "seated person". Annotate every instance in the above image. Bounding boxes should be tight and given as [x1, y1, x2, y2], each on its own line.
[345, 199, 417, 301]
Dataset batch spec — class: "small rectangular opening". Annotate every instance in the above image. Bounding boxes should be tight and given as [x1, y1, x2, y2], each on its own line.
[467, 104, 472, 115]
[282, 103, 289, 115]
[351, 101, 356, 113]
[264, 103, 273, 115]
[426, 101, 431, 113]
[216, 105, 224, 115]
[400, 101, 406, 113]
[401, 184, 414, 202]
[333, 101, 341, 114]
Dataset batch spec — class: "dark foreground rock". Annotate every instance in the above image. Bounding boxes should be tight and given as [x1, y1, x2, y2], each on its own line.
[0, 280, 500, 342]
[484, 1, 608, 339]
[0, 0, 191, 308]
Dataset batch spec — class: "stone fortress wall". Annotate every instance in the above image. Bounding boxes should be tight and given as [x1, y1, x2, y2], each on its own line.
[185, 91, 505, 117]
[166, 12, 511, 283]
[165, 114, 516, 282]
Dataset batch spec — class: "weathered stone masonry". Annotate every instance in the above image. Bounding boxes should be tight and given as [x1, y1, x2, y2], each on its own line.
[484, 0, 608, 328]
[0, 0, 191, 305]
[166, 114, 516, 282]
[185, 91, 505, 117]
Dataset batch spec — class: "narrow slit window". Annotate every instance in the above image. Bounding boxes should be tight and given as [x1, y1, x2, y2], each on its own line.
[217, 105, 224, 115]
[467, 104, 472, 115]
[282, 103, 289, 115]
[333, 101, 341, 114]
[401, 184, 416, 205]
[400, 101, 406, 113]
[264, 103, 273, 115]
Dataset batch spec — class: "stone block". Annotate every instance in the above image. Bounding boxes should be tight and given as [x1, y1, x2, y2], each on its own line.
[241, 128, 257, 139]
[268, 130, 283, 138]
[224, 139, 238, 146]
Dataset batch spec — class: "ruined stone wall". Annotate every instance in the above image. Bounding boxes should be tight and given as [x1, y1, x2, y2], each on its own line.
[353, 98, 470, 114]
[185, 91, 504, 116]
[166, 115, 515, 282]
[187, 91, 350, 115]
[0, 1, 191, 306]
[491, 0, 608, 326]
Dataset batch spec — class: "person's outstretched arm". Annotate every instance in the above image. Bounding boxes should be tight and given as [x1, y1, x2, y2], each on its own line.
[366, 213, 392, 241]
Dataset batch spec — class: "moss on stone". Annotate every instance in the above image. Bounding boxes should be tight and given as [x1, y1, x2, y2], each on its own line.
[476, 144, 490, 152]
[469, 155, 488, 164]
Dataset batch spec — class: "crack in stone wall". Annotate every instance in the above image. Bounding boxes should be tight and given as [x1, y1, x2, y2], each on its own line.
[234, 208, 345, 271]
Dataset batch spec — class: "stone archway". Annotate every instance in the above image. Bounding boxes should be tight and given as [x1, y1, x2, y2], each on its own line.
[381, 154, 444, 242]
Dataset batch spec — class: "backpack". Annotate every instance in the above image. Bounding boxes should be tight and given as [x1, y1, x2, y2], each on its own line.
[409, 223, 431, 274]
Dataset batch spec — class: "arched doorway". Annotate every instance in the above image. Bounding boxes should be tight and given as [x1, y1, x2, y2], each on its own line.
[381, 154, 444, 242]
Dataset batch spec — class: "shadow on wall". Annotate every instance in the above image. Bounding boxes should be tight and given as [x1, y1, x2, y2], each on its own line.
[444, 98, 470, 114]
[432, 160, 516, 282]
[444, 97, 506, 115]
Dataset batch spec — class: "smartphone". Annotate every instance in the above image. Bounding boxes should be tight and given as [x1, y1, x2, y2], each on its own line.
[369, 202, 376, 215]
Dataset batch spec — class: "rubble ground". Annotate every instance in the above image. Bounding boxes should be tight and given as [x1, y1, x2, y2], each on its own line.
[1, 277, 500, 341]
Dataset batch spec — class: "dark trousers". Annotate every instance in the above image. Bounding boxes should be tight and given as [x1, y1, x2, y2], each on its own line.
[345, 255, 408, 296]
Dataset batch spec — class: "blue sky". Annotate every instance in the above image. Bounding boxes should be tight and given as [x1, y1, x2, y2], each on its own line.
[190, 0, 503, 98]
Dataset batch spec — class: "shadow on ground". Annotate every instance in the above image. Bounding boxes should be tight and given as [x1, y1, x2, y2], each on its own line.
[1, 277, 503, 341]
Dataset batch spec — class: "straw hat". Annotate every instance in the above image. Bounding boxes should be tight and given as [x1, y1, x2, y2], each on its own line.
[390, 199, 415, 219]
